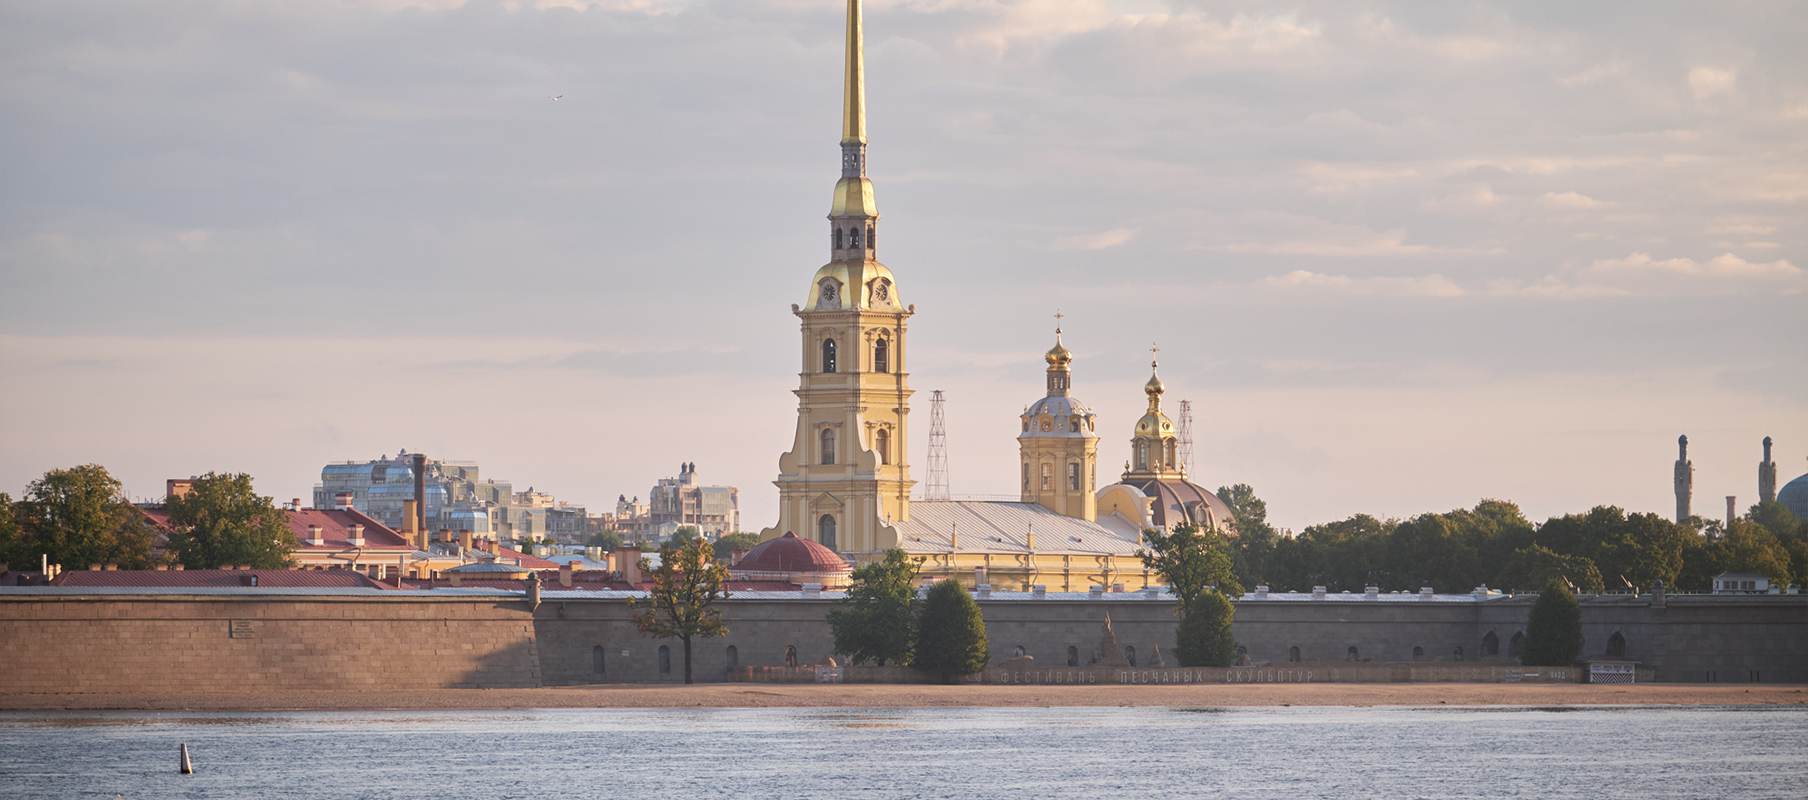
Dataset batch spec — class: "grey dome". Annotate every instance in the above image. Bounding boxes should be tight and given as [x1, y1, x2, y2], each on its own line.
[1021, 395, 1098, 439]
[1779, 472, 1808, 520]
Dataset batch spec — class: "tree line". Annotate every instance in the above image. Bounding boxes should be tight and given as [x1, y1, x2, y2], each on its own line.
[1215, 485, 1806, 595]
[0, 464, 295, 572]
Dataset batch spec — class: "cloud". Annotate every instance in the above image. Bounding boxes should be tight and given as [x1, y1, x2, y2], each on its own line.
[1297, 162, 1419, 194]
[1538, 191, 1611, 209]
[1688, 67, 1737, 100]
[1261, 270, 1466, 297]
[1589, 252, 1800, 280]
[1221, 228, 1493, 257]
[1051, 227, 1138, 250]
[1485, 277, 1630, 299]
[1559, 62, 1627, 87]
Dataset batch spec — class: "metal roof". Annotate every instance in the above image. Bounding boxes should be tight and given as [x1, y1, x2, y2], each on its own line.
[892, 500, 1144, 556]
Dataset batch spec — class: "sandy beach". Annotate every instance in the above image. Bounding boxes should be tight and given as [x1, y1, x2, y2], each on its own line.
[3, 683, 1803, 712]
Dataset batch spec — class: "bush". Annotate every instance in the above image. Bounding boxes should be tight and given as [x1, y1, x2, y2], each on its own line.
[913, 579, 989, 682]
[1174, 591, 1238, 667]
[1521, 578, 1582, 666]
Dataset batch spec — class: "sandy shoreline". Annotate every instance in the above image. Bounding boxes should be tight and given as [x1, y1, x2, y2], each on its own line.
[3, 683, 1804, 712]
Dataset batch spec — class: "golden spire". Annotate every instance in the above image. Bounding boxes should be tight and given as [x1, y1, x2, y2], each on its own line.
[842, 0, 866, 146]
[830, 0, 877, 223]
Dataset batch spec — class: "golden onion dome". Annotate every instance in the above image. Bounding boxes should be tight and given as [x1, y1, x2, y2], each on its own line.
[1144, 369, 1164, 396]
[1045, 331, 1072, 367]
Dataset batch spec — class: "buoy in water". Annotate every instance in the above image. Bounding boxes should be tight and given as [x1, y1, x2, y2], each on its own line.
[179, 742, 193, 774]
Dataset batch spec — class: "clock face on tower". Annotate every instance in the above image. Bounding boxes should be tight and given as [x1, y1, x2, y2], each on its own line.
[820, 282, 839, 306]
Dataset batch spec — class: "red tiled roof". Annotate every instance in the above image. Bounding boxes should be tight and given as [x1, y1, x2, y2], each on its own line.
[283, 508, 415, 551]
[52, 569, 389, 589]
[397, 573, 802, 592]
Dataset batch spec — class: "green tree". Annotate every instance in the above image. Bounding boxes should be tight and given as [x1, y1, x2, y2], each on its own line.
[1522, 578, 1583, 666]
[913, 578, 989, 682]
[712, 532, 760, 562]
[13, 465, 158, 570]
[0, 492, 23, 569]
[630, 535, 731, 684]
[1138, 521, 1243, 605]
[586, 531, 623, 551]
[1493, 544, 1605, 593]
[1218, 483, 1280, 589]
[826, 549, 922, 666]
[1174, 591, 1238, 667]
[665, 525, 701, 549]
[164, 472, 295, 570]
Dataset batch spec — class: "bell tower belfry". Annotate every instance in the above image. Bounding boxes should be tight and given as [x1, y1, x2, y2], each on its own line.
[1018, 320, 1099, 521]
[761, 0, 914, 554]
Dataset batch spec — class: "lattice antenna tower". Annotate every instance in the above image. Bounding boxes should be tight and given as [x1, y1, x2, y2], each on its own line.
[1177, 399, 1195, 478]
[925, 389, 951, 501]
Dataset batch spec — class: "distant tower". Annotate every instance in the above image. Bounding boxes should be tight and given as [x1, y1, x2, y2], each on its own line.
[1018, 325, 1099, 520]
[925, 389, 950, 501]
[1726, 496, 1737, 530]
[1177, 399, 1195, 479]
[1760, 436, 1778, 503]
[1674, 435, 1693, 523]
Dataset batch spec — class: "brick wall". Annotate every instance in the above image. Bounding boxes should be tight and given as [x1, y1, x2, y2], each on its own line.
[0, 596, 541, 693]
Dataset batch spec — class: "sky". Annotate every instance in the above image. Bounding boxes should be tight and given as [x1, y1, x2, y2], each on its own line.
[2, 0, 1803, 534]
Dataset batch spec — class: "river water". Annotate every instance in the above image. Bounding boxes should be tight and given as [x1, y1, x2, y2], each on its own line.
[2, 705, 1803, 799]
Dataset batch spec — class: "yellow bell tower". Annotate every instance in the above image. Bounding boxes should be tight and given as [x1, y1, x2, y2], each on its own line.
[761, 0, 914, 554]
[1018, 321, 1099, 521]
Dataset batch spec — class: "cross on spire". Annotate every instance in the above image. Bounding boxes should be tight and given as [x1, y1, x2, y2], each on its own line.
[1150, 342, 1160, 369]
[1054, 309, 1064, 334]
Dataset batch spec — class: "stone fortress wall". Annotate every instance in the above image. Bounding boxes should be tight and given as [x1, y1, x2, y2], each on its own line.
[2, 590, 1802, 693]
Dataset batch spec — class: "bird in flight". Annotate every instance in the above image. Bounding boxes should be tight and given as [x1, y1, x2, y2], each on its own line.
[548, 95, 563, 100]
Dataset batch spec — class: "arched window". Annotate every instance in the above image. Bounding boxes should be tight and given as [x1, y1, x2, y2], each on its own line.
[874, 337, 889, 373]
[1607, 632, 1626, 657]
[1125, 646, 1137, 667]
[726, 645, 739, 669]
[875, 428, 890, 465]
[1069, 417, 1079, 432]
[1137, 441, 1148, 469]
[657, 645, 671, 674]
[1041, 463, 1052, 489]
[822, 338, 837, 373]
[866, 225, 874, 249]
[1412, 646, 1424, 661]
[1165, 441, 1177, 467]
[833, 228, 843, 249]
[1481, 632, 1499, 657]
[1068, 463, 1080, 491]
[1347, 646, 1360, 661]
[849, 227, 862, 248]
[819, 514, 837, 551]
[1022, 419, 1029, 432]
[821, 428, 836, 465]
[1022, 463, 1030, 490]
[1066, 645, 1079, 667]
[785, 645, 798, 668]
[592, 645, 605, 675]
[1508, 631, 1525, 659]
[1289, 646, 1301, 663]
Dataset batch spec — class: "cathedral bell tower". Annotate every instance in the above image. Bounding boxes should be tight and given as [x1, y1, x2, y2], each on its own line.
[1123, 349, 1184, 481]
[761, 0, 915, 554]
[1018, 323, 1099, 521]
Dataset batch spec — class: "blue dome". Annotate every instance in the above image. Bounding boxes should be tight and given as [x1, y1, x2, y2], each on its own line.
[1779, 472, 1808, 521]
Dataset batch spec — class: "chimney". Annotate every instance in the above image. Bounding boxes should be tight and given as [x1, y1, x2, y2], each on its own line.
[1365, 586, 1380, 599]
[616, 546, 641, 584]
[402, 500, 418, 535]
[89, 564, 102, 571]
[436, 528, 450, 544]
[460, 529, 473, 551]
[334, 492, 354, 511]
[1311, 586, 1327, 599]
[1255, 585, 1269, 598]
[559, 561, 574, 588]
[155, 564, 168, 571]
[1088, 585, 1104, 598]
[1031, 584, 1046, 598]
[1760, 436, 1778, 503]
[1726, 496, 1737, 530]
[348, 525, 366, 547]
[974, 566, 987, 587]
[173, 563, 184, 571]
[290, 498, 301, 512]
[238, 565, 250, 570]
[1110, 583, 1125, 593]
[731, 549, 747, 566]
[801, 583, 823, 597]
[412, 453, 428, 535]
[104, 563, 117, 571]
[1674, 434, 1692, 523]
[306, 525, 324, 546]
[449, 571, 462, 587]
[1420, 586, 1435, 600]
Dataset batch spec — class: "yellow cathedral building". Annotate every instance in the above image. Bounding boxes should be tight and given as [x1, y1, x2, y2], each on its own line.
[757, 0, 1233, 591]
